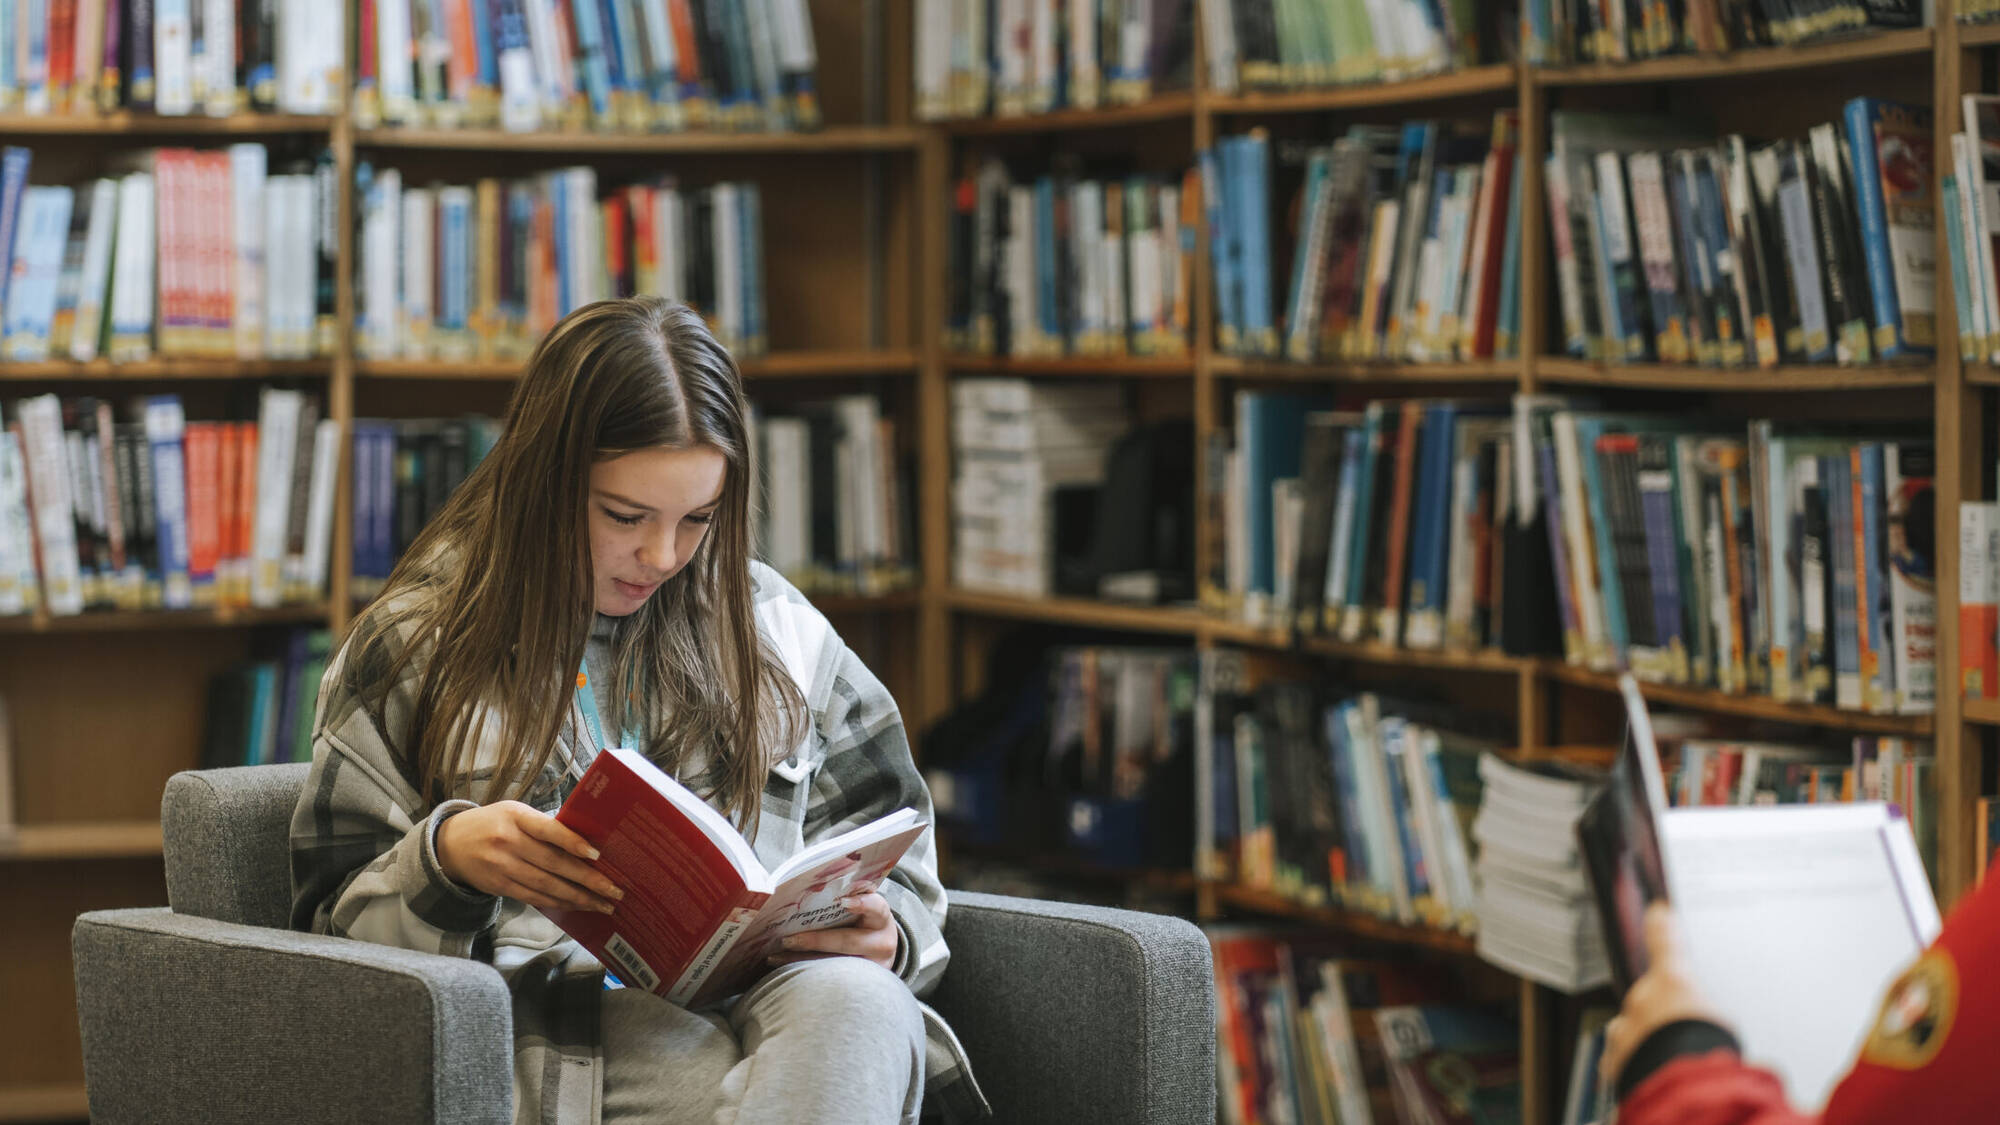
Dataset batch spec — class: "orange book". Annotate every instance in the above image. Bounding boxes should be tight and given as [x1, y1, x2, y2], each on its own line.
[47, 0, 75, 111]
[601, 194, 630, 298]
[547, 747, 925, 1009]
[443, 0, 478, 106]
[233, 422, 259, 606]
[628, 185, 656, 298]
[216, 419, 240, 604]
[182, 421, 221, 604]
[1962, 502, 1999, 700]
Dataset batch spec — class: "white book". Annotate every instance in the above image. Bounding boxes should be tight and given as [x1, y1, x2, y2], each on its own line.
[377, 0, 418, 123]
[914, 0, 952, 120]
[713, 184, 742, 350]
[523, 0, 570, 124]
[1196, 0, 1238, 94]
[107, 172, 155, 362]
[203, 0, 235, 114]
[496, 0, 541, 131]
[262, 175, 292, 357]
[4, 188, 69, 359]
[769, 0, 816, 79]
[401, 186, 434, 359]
[361, 167, 401, 358]
[155, 0, 194, 114]
[563, 166, 599, 311]
[0, 431, 35, 614]
[761, 416, 810, 576]
[653, 184, 683, 301]
[250, 387, 301, 607]
[69, 178, 118, 362]
[635, 0, 680, 130]
[292, 0, 345, 113]
[19, 396, 83, 615]
[298, 417, 341, 599]
[740, 0, 781, 122]
[229, 145, 267, 359]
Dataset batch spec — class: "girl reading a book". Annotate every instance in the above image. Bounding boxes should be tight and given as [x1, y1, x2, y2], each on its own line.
[290, 297, 988, 1124]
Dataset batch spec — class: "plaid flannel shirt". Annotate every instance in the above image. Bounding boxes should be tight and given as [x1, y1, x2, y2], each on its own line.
[290, 562, 990, 1124]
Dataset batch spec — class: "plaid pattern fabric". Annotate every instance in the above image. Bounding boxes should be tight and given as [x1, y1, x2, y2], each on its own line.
[290, 563, 990, 1123]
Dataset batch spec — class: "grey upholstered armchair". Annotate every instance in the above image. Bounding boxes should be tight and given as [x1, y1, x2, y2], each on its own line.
[70, 764, 1215, 1125]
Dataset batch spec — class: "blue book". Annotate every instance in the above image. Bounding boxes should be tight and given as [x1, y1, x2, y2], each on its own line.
[1404, 404, 1460, 646]
[1323, 421, 1370, 629]
[1637, 436, 1689, 678]
[1377, 720, 1430, 901]
[1033, 177, 1059, 351]
[1235, 133, 1278, 356]
[741, 184, 765, 353]
[1573, 417, 1631, 666]
[350, 422, 377, 587]
[1324, 704, 1373, 898]
[1239, 391, 1324, 601]
[1827, 452, 1861, 707]
[720, 0, 758, 119]
[470, 0, 497, 98]
[1943, 173, 1977, 363]
[144, 395, 193, 609]
[438, 193, 470, 337]
[1690, 152, 1747, 367]
[1340, 404, 1388, 631]
[1494, 158, 1524, 358]
[1843, 98, 1935, 359]
[243, 662, 277, 766]
[0, 147, 33, 312]
[1859, 442, 1892, 710]
[1666, 153, 1718, 365]
[567, 0, 615, 123]
[551, 174, 571, 315]
[1201, 148, 1242, 353]
[1282, 150, 1330, 360]
[596, 0, 633, 114]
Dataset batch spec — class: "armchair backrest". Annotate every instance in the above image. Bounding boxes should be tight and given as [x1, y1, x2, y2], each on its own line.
[162, 763, 313, 929]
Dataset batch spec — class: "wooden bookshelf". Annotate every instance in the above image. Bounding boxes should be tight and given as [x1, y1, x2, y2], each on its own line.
[357, 349, 923, 381]
[1205, 63, 1518, 115]
[0, 1084, 88, 1123]
[1543, 662, 1937, 736]
[351, 124, 928, 154]
[1206, 882, 1480, 956]
[0, 112, 335, 135]
[945, 353, 1194, 377]
[0, 822, 164, 861]
[939, 92, 1197, 135]
[1536, 26, 1934, 85]
[945, 589, 1208, 635]
[1535, 357, 1937, 391]
[1961, 697, 2000, 725]
[0, 605, 331, 634]
[0, 358, 329, 381]
[1956, 20, 2000, 49]
[1963, 363, 2000, 386]
[1210, 356, 1519, 383]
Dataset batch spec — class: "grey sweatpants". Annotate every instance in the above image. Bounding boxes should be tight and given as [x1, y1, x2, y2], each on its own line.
[599, 956, 927, 1125]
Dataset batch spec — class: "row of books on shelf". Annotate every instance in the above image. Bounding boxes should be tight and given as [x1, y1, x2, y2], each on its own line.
[1211, 112, 1522, 366]
[199, 625, 332, 771]
[914, 0, 1192, 121]
[1968, 1, 2000, 25]
[1209, 391, 1938, 715]
[1955, 498, 2000, 701]
[357, 164, 766, 363]
[1, 389, 338, 616]
[1198, 664, 1493, 936]
[1198, 0, 1502, 96]
[748, 395, 917, 598]
[356, 0, 822, 134]
[347, 397, 916, 604]
[1942, 97, 2000, 365]
[0, 143, 335, 364]
[0, 0, 342, 118]
[1545, 101, 1934, 369]
[1523, 0, 1920, 64]
[1208, 927, 1518, 1125]
[946, 160, 1195, 360]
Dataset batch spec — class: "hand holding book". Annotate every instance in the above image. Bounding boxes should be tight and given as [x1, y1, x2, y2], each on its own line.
[1598, 904, 1721, 1092]
[765, 889, 898, 972]
[435, 799, 627, 914]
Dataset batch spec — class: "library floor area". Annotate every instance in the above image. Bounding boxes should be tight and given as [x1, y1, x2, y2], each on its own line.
[9, 2, 2000, 1123]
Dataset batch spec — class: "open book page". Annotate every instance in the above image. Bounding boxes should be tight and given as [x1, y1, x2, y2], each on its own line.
[1663, 803, 1938, 1111]
[684, 811, 928, 1010]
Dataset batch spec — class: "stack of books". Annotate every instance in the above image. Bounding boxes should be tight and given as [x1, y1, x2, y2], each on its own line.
[1470, 751, 1611, 993]
[951, 378, 1129, 598]
[915, 0, 1194, 120]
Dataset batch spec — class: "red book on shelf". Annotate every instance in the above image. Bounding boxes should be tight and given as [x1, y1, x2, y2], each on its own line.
[547, 747, 927, 1010]
[183, 421, 220, 597]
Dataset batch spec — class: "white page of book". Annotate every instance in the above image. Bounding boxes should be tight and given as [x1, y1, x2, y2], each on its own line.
[1662, 803, 1940, 1111]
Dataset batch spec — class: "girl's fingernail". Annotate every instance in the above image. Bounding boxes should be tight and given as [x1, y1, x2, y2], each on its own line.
[841, 897, 862, 910]
[585, 846, 601, 861]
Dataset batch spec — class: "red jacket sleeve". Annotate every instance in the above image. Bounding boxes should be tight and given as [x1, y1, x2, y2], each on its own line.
[1620, 1052, 1820, 1125]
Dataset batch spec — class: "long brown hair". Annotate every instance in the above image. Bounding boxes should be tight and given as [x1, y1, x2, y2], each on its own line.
[350, 296, 806, 833]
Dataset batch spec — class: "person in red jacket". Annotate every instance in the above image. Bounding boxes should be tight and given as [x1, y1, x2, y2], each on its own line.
[1602, 872, 2000, 1125]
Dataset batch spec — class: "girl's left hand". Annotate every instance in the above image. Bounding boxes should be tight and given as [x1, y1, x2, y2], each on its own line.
[768, 891, 898, 971]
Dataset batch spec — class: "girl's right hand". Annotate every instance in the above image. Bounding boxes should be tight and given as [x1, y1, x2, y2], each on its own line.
[435, 800, 625, 914]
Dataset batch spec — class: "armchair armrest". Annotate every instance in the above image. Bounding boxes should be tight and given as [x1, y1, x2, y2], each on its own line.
[930, 892, 1215, 1125]
[73, 907, 513, 1125]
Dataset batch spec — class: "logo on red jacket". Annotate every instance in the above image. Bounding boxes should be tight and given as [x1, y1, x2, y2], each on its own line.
[1860, 949, 1958, 1070]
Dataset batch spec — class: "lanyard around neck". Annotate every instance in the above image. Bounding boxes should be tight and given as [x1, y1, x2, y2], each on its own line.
[573, 658, 637, 751]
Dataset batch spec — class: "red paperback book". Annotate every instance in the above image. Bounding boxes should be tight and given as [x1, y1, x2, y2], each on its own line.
[548, 747, 928, 1009]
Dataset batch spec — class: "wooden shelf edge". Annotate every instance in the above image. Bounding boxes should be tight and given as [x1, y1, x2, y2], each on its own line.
[352, 124, 926, 154]
[1207, 881, 1479, 955]
[0, 358, 330, 380]
[1537, 27, 1934, 85]
[359, 350, 922, 381]
[1545, 662, 1936, 735]
[0, 605, 331, 634]
[0, 112, 334, 135]
[0, 1083, 88, 1121]
[807, 590, 923, 614]
[1962, 697, 2000, 725]
[1535, 357, 1934, 391]
[1956, 19, 2000, 49]
[945, 353, 1193, 377]
[0, 821, 164, 861]
[1965, 363, 2000, 386]
[945, 590, 1209, 634]
[940, 93, 1197, 135]
[1212, 356, 1519, 383]
[1207, 64, 1519, 115]
[942, 844, 1199, 892]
